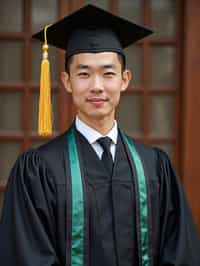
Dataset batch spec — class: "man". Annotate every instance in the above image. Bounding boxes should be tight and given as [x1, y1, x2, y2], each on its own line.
[0, 4, 199, 266]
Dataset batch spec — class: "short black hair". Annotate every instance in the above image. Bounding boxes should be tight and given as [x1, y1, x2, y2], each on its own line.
[65, 52, 126, 74]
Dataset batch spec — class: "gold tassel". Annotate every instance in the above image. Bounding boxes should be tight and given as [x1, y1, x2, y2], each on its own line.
[38, 25, 52, 136]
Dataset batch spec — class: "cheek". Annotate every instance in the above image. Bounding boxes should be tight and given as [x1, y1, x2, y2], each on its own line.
[107, 81, 122, 96]
[71, 80, 89, 95]
[106, 78, 123, 92]
[115, 92, 121, 105]
[108, 89, 121, 108]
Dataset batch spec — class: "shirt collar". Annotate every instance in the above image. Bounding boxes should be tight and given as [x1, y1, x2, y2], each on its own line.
[75, 116, 118, 145]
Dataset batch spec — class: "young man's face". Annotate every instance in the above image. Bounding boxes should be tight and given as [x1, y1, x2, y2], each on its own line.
[61, 52, 131, 125]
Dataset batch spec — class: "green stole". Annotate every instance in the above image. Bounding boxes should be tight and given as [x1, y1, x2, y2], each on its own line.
[67, 127, 150, 266]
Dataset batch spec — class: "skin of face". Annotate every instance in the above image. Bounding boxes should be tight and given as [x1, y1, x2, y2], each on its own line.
[61, 52, 132, 134]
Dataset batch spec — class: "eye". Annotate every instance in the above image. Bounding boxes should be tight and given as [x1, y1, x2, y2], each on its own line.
[104, 72, 116, 77]
[78, 72, 89, 78]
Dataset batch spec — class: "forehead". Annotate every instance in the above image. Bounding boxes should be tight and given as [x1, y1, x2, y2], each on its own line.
[70, 52, 121, 67]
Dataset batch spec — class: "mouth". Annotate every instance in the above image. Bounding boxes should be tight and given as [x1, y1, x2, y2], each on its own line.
[86, 97, 109, 102]
[86, 97, 109, 108]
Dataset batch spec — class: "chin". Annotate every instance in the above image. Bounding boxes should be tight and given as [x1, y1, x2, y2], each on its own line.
[81, 112, 105, 121]
[89, 111, 114, 121]
[79, 108, 114, 121]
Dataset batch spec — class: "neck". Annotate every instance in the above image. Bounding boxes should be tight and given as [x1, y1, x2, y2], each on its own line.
[77, 114, 115, 135]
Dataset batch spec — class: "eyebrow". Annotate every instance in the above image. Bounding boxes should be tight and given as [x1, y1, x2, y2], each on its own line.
[76, 64, 117, 70]
[102, 64, 116, 70]
[76, 64, 89, 70]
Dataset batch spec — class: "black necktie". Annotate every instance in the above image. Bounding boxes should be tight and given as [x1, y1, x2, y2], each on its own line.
[98, 137, 113, 176]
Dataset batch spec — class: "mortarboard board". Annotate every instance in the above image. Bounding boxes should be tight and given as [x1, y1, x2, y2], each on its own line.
[32, 4, 153, 136]
[33, 4, 153, 61]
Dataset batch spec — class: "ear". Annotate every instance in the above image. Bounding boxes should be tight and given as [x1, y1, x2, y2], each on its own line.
[60, 71, 72, 93]
[121, 69, 132, 92]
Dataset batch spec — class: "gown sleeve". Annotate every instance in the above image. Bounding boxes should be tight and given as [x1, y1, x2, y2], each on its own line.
[0, 150, 60, 266]
[156, 148, 200, 265]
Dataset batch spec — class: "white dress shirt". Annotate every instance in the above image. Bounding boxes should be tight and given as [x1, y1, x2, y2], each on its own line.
[75, 116, 118, 160]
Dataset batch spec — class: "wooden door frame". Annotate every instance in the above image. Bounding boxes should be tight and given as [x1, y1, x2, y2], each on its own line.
[182, 0, 200, 231]
[0, 0, 199, 232]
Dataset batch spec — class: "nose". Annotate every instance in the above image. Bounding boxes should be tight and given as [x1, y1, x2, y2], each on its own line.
[90, 75, 103, 93]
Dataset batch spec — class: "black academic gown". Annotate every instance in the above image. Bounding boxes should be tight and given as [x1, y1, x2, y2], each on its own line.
[0, 126, 199, 266]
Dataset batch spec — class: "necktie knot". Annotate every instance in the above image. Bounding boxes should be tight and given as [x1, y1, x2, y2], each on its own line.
[97, 137, 112, 153]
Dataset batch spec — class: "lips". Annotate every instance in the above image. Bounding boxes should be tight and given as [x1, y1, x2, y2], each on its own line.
[86, 97, 108, 102]
[86, 97, 108, 108]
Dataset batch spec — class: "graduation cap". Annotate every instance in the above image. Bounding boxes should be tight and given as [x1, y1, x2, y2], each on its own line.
[32, 4, 153, 136]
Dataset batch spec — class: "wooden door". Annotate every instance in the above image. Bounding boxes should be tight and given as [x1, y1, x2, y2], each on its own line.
[0, 0, 199, 231]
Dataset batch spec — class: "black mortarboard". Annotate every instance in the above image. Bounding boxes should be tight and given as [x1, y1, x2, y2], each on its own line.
[33, 4, 153, 61]
[32, 4, 153, 137]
